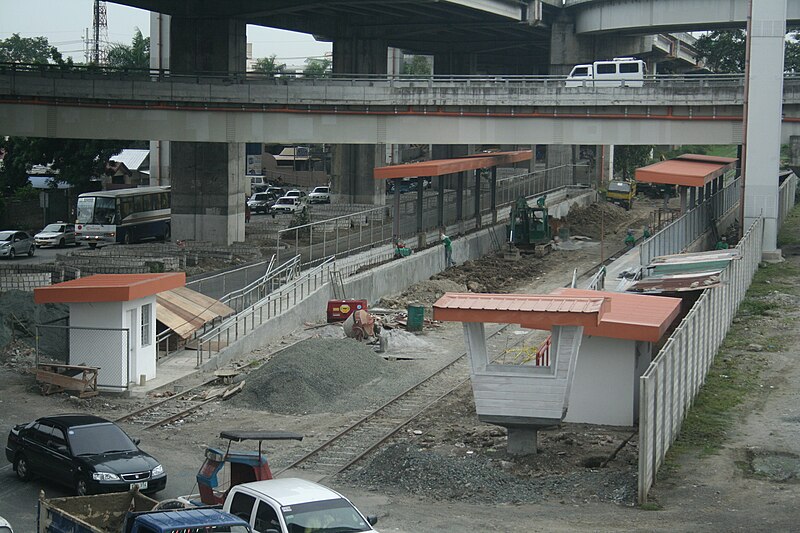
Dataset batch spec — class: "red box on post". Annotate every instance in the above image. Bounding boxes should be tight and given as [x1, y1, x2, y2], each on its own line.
[327, 299, 368, 323]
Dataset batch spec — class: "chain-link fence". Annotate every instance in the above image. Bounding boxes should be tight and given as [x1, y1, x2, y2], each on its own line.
[35, 324, 130, 390]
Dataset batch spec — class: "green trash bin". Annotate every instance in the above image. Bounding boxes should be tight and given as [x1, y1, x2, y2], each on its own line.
[407, 304, 425, 332]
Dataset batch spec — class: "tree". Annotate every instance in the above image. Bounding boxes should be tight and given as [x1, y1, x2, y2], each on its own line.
[0, 33, 59, 64]
[253, 54, 286, 76]
[402, 55, 432, 76]
[106, 28, 150, 69]
[614, 146, 653, 180]
[695, 29, 800, 73]
[0, 137, 134, 194]
[303, 58, 331, 78]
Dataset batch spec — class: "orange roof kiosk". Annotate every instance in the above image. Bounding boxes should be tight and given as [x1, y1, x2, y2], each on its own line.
[34, 273, 185, 390]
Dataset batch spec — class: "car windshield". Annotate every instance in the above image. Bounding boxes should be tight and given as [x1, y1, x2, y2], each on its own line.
[42, 224, 65, 233]
[0, 231, 14, 241]
[77, 196, 116, 224]
[67, 423, 138, 456]
[275, 198, 292, 205]
[313, 187, 328, 193]
[608, 182, 631, 193]
[282, 498, 371, 533]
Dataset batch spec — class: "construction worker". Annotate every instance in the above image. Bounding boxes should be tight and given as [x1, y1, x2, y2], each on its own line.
[643, 225, 651, 239]
[624, 229, 636, 249]
[716, 236, 729, 250]
[440, 228, 455, 267]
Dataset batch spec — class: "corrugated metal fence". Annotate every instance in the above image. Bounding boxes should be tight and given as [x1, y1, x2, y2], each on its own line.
[637, 215, 764, 503]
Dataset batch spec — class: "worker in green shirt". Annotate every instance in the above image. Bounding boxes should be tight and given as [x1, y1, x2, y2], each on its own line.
[440, 228, 455, 267]
[624, 229, 636, 249]
[716, 236, 729, 250]
[643, 225, 651, 239]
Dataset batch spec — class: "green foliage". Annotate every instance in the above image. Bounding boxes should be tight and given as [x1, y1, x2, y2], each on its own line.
[696, 30, 800, 73]
[303, 58, 331, 78]
[402, 55, 432, 76]
[695, 30, 746, 73]
[106, 28, 150, 69]
[613, 145, 653, 180]
[12, 183, 38, 202]
[0, 33, 56, 64]
[0, 136, 132, 194]
[253, 55, 286, 76]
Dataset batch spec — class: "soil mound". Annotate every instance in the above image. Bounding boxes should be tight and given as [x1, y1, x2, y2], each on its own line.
[378, 279, 466, 309]
[0, 290, 67, 356]
[564, 202, 629, 239]
[230, 337, 388, 414]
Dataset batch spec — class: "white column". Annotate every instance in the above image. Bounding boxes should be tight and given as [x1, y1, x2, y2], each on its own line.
[743, 0, 786, 256]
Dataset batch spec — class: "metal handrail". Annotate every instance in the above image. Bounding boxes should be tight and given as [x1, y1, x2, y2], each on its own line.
[194, 256, 336, 367]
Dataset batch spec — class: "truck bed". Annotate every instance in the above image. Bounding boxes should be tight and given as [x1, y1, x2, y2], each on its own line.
[39, 490, 159, 533]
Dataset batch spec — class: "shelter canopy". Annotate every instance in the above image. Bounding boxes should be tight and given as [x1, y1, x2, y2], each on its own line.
[34, 273, 185, 304]
[156, 286, 235, 340]
[635, 154, 737, 188]
[373, 150, 532, 180]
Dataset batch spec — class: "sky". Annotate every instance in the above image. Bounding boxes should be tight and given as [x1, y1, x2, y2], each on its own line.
[0, 0, 332, 69]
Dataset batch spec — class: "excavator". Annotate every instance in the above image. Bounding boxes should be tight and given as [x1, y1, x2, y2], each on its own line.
[506, 195, 552, 257]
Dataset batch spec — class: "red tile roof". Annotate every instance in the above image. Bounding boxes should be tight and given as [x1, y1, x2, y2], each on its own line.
[34, 273, 186, 304]
[550, 288, 681, 342]
[373, 150, 532, 180]
[433, 293, 610, 329]
[635, 154, 737, 187]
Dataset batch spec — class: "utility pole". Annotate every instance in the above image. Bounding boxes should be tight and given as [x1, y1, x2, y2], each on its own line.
[92, 0, 108, 65]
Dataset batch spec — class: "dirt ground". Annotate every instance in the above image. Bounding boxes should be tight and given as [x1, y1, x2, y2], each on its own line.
[4, 196, 799, 532]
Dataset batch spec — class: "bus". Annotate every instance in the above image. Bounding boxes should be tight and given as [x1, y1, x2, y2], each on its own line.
[75, 187, 171, 248]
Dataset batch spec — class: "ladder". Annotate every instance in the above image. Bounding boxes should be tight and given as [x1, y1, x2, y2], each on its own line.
[329, 270, 346, 300]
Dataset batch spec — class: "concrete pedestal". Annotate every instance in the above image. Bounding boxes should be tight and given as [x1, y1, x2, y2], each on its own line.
[507, 426, 538, 456]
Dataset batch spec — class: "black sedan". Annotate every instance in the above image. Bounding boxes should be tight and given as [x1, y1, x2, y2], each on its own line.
[5, 414, 166, 496]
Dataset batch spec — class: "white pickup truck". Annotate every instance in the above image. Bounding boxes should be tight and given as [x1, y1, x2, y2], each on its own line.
[223, 478, 379, 533]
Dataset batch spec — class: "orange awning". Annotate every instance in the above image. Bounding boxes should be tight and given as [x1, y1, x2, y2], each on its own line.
[635, 154, 737, 188]
[373, 150, 532, 180]
[34, 273, 186, 304]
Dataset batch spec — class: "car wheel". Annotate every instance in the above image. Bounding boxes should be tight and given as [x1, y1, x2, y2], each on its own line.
[123, 232, 131, 245]
[15, 454, 31, 481]
[75, 476, 90, 496]
[88, 243, 97, 250]
[59, 238, 65, 247]
[28, 245, 35, 257]
[8, 248, 14, 260]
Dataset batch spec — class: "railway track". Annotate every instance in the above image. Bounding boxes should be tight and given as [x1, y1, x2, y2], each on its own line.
[275, 246, 635, 481]
[114, 377, 222, 429]
[274, 324, 528, 480]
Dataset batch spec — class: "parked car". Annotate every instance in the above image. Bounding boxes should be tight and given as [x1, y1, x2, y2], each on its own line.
[308, 186, 331, 204]
[247, 192, 278, 214]
[250, 175, 270, 193]
[284, 189, 307, 201]
[265, 186, 286, 198]
[271, 196, 304, 214]
[5, 413, 167, 496]
[0, 230, 34, 259]
[223, 478, 379, 533]
[34, 222, 77, 248]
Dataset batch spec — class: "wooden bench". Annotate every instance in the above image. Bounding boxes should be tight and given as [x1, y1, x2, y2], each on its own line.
[36, 364, 100, 398]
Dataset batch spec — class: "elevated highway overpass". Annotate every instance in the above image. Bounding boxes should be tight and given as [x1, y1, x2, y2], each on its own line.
[2, 69, 800, 145]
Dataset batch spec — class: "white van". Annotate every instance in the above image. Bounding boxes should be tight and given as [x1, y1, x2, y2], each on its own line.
[565, 57, 646, 88]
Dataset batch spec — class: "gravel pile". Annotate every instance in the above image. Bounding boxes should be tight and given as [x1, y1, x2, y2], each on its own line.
[433, 254, 545, 294]
[343, 443, 637, 505]
[0, 290, 67, 354]
[230, 338, 392, 414]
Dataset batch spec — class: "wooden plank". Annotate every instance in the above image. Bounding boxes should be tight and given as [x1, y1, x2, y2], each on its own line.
[222, 380, 245, 400]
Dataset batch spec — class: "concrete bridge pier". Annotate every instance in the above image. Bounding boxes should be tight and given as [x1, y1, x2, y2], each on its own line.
[332, 37, 388, 205]
[168, 16, 248, 245]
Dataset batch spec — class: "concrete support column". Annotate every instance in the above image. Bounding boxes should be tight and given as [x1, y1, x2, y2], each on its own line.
[474, 169, 482, 229]
[169, 16, 246, 245]
[679, 187, 688, 214]
[437, 177, 445, 228]
[743, 0, 786, 257]
[149, 12, 170, 186]
[491, 167, 498, 224]
[416, 178, 425, 248]
[332, 37, 388, 206]
[170, 142, 246, 245]
[456, 172, 465, 224]
[507, 427, 538, 456]
[546, 145, 573, 189]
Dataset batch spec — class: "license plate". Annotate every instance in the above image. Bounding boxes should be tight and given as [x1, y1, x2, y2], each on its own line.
[130, 481, 148, 490]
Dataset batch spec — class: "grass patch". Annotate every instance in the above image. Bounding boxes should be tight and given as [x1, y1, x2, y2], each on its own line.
[639, 502, 663, 511]
[778, 205, 800, 247]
